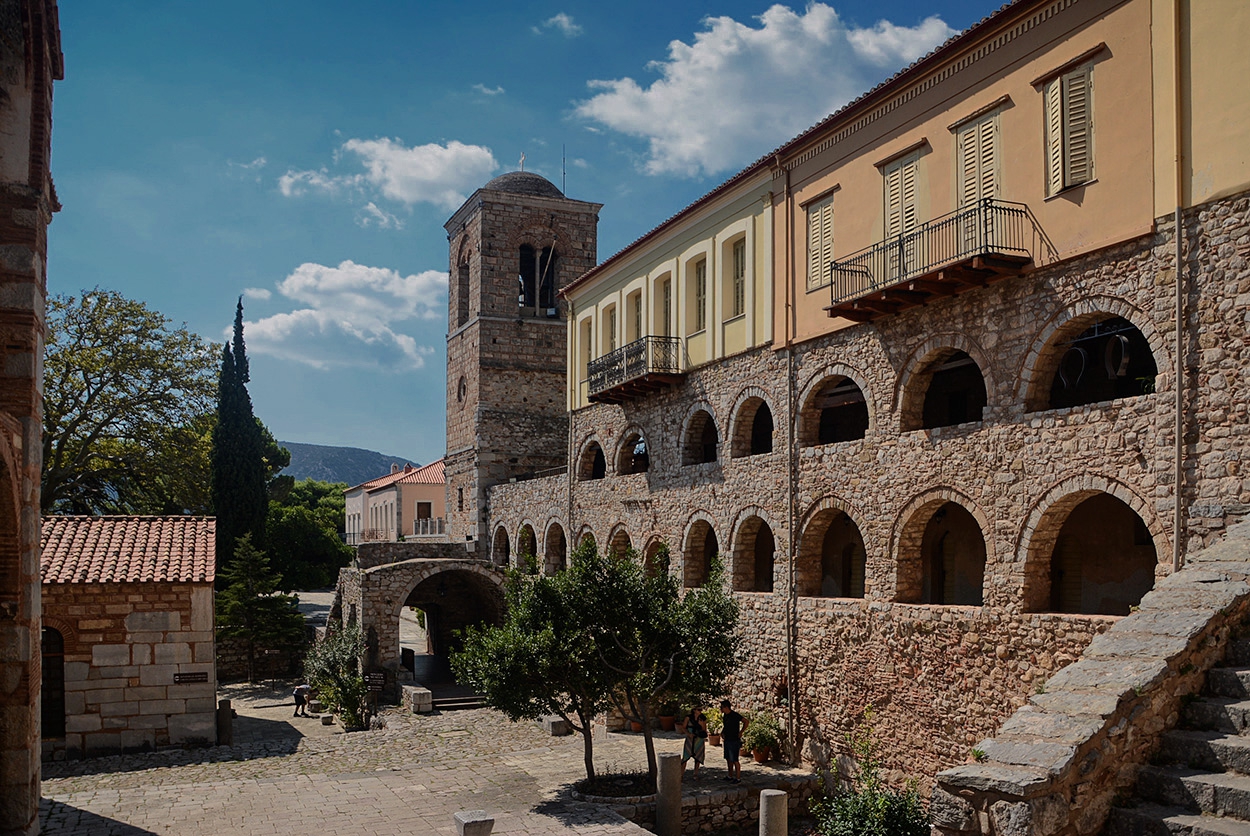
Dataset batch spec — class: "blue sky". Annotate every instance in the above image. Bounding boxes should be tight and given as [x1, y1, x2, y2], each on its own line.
[51, 0, 992, 465]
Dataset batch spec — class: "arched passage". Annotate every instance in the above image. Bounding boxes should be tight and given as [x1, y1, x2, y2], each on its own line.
[730, 393, 775, 458]
[798, 375, 869, 447]
[609, 527, 633, 559]
[683, 518, 719, 588]
[683, 408, 719, 465]
[731, 515, 775, 593]
[897, 500, 986, 605]
[1026, 313, 1160, 412]
[401, 568, 506, 686]
[642, 539, 667, 577]
[1024, 490, 1158, 615]
[492, 525, 510, 568]
[618, 430, 650, 474]
[544, 523, 567, 575]
[797, 507, 866, 598]
[518, 523, 538, 571]
[578, 440, 607, 480]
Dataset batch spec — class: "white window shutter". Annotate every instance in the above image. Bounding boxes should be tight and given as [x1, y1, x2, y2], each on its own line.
[978, 115, 998, 200]
[900, 155, 918, 234]
[807, 197, 835, 289]
[884, 162, 903, 238]
[1044, 78, 1064, 195]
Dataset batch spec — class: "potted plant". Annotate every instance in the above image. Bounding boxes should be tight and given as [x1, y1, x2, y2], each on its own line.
[658, 700, 679, 732]
[743, 709, 781, 763]
[704, 706, 723, 746]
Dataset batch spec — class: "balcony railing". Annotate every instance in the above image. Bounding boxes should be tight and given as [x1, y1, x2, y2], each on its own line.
[411, 517, 446, 537]
[588, 335, 684, 404]
[825, 199, 1055, 322]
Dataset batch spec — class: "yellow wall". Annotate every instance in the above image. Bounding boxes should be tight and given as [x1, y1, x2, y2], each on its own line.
[775, 0, 1158, 348]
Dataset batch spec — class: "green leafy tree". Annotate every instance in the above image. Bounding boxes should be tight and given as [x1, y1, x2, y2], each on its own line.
[212, 298, 271, 574]
[453, 553, 618, 780]
[303, 624, 368, 729]
[42, 289, 218, 514]
[583, 544, 739, 780]
[215, 534, 307, 682]
[266, 502, 353, 591]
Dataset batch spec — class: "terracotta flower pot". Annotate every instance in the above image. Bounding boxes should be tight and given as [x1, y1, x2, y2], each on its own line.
[630, 720, 644, 732]
[659, 715, 676, 731]
[752, 747, 770, 763]
[709, 733, 722, 746]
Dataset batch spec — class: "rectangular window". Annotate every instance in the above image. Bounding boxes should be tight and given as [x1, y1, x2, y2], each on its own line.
[695, 259, 707, 332]
[607, 307, 617, 352]
[807, 195, 835, 290]
[416, 502, 432, 519]
[956, 112, 998, 207]
[731, 239, 746, 318]
[632, 292, 642, 342]
[662, 279, 672, 337]
[883, 153, 920, 275]
[1044, 65, 1093, 195]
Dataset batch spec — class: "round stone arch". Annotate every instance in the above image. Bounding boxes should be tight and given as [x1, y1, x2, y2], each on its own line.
[796, 494, 875, 598]
[895, 333, 996, 432]
[516, 520, 539, 570]
[384, 561, 507, 671]
[617, 425, 651, 475]
[1017, 474, 1169, 613]
[505, 222, 571, 255]
[641, 536, 669, 577]
[892, 487, 993, 605]
[491, 524, 511, 568]
[728, 506, 780, 593]
[679, 401, 721, 466]
[727, 386, 776, 458]
[543, 518, 568, 575]
[576, 433, 609, 481]
[607, 524, 633, 559]
[681, 511, 722, 588]
[1017, 295, 1171, 413]
[40, 615, 78, 647]
[795, 362, 876, 447]
[576, 525, 598, 553]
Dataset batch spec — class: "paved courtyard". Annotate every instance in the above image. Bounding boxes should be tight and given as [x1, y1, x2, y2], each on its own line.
[40, 681, 806, 836]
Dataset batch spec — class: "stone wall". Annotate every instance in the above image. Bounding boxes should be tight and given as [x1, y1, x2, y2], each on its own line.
[42, 582, 217, 759]
[593, 773, 819, 833]
[482, 194, 1250, 786]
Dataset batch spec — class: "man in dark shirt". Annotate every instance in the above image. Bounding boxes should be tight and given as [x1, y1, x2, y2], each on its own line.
[720, 698, 749, 782]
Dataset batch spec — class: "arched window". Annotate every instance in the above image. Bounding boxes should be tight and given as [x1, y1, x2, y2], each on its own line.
[1046, 494, 1156, 615]
[518, 525, 537, 571]
[610, 529, 632, 560]
[1043, 317, 1158, 411]
[797, 508, 867, 598]
[918, 503, 985, 605]
[492, 527, 511, 568]
[684, 410, 719, 465]
[732, 516, 775, 593]
[731, 397, 774, 458]
[684, 520, 718, 588]
[918, 350, 987, 430]
[544, 524, 567, 575]
[41, 627, 65, 740]
[750, 404, 774, 455]
[578, 441, 607, 480]
[518, 244, 558, 313]
[801, 377, 869, 446]
[618, 431, 650, 474]
[455, 255, 470, 327]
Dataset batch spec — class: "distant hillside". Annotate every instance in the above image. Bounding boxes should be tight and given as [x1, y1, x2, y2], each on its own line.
[278, 441, 419, 487]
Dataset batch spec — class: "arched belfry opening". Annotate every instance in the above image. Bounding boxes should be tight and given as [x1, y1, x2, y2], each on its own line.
[401, 569, 505, 689]
[519, 244, 558, 314]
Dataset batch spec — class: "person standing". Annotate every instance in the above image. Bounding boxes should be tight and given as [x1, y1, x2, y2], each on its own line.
[720, 699, 748, 782]
[678, 705, 708, 780]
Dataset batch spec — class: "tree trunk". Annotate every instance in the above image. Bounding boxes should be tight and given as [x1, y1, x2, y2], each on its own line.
[577, 708, 596, 780]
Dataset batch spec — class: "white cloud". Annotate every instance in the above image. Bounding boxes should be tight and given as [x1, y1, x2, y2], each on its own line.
[574, 3, 956, 177]
[357, 201, 404, 230]
[533, 12, 583, 37]
[243, 287, 272, 300]
[244, 260, 447, 372]
[472, 83, 506, 96]
[278, 138, 498, 211]
[230, 156, 268, 170]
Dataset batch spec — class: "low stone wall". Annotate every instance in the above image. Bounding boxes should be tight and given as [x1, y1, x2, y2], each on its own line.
[933, 523, 1250, 835]
[592, 774, 820, 834]
[356, 540, 468, 569]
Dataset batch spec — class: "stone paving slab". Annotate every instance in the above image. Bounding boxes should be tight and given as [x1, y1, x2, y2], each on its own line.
[40, 682, 801, 835]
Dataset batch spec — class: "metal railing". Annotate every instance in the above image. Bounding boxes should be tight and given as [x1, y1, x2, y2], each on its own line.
[827, 199, 1055, 307]
[411, 517, 446, 537]
[588, 335, 683, 399]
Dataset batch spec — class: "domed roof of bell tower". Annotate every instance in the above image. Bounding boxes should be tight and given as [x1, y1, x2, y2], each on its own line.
[481, 171, 565, 199]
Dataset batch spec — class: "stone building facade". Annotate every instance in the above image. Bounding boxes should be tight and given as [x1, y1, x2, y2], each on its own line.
[40, 516, 217, 759]
[0, 2, 60, 833]
[482, 0, 1250, 789]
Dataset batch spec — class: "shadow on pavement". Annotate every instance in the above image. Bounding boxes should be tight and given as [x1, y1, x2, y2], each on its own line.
[40, 799, 161, 836]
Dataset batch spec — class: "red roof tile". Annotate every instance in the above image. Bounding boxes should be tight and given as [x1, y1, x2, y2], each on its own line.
[41, 516, 216, 584]
[395, 458, 444, 485]
[348, 462, 420, 492]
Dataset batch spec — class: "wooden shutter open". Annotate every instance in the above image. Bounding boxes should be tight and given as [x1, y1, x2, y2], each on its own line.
[1062, 67, 1093, 187]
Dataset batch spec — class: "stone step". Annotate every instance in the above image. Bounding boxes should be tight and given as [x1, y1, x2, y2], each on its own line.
[1208, 668, 1250, 699]
[1105, 803, 1250, 836]
[1136, 765, 1250, 817]
[432, 695, 485, 711]
[1185, 698, 1250, 734]
[1225, 640, 1250, 667]
[1157, 731, 1250, 773]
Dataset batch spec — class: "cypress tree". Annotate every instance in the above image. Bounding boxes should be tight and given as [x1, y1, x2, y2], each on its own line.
[211, 298, 268, 579]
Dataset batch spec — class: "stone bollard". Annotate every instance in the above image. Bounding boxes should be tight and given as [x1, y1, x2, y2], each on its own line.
[216, 699, 233, 747]
[453, 809, 494, 836]
[759, 789, 787, 836]
[656, 752, 683, 836]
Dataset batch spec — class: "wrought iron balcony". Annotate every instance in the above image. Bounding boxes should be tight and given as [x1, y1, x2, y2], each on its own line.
[588, 335, 684, 404]
[824, 198, 1055, 322]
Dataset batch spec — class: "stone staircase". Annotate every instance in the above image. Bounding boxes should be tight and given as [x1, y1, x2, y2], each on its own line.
[1106, 637, 1250, 834]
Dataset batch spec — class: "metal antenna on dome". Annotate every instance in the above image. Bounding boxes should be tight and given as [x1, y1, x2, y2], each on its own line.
[562, 145, 566, 193]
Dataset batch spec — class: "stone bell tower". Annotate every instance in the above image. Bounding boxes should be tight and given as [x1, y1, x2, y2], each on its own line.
[443, 172, 600, 552]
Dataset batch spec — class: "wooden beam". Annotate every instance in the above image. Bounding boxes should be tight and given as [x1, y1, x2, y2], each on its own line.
[879, 288, 928, 304]
[908, 278, 960, 296]
[973, 254, 1031, 274]
[824, 304, 876, 322]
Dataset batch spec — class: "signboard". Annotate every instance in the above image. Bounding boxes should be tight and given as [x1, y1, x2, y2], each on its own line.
[365, 672, 386, 693]
[174, 672, 209, 684]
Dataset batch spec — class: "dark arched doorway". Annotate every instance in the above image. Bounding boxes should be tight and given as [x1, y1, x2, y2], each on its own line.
[401, 570, 505, 688]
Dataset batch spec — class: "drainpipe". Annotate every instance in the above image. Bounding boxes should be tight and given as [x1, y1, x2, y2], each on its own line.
[568, 298, 577, 549]
[1172, 0, 1186, 573]
[778, 156, 799, 758]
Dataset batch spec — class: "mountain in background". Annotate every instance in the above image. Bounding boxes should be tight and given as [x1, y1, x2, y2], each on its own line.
[278, 441, 419, 488]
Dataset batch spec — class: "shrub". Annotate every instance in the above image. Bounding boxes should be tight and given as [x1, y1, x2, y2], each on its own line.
[704, 706, 723, 734]
[742, 709, 782, 754]
[809, 707, 929, 836]
[303, 624, 369, 729]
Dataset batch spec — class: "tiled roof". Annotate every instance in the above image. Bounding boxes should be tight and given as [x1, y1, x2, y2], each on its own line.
[348, 463, 419, 492]
[395, 458, 445, 485]
[41, 516, 216, 584]
[560, 0, 1029, 297]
